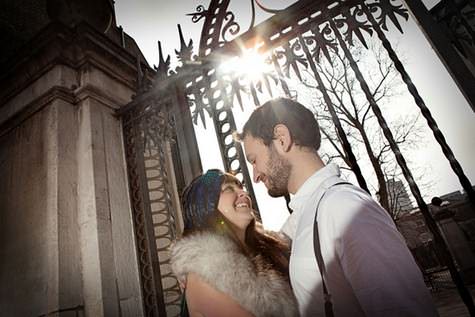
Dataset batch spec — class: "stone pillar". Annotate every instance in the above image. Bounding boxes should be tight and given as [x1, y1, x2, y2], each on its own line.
[0, 66, 84, 317]
[433, 206, 475, 282]
[0, 22, 146, 316]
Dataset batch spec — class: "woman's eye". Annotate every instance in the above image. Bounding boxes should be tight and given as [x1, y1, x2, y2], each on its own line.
[222, 186, 234, 192]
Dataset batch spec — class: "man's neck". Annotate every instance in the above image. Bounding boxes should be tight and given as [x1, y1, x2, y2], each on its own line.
[287, 152, 325, 194]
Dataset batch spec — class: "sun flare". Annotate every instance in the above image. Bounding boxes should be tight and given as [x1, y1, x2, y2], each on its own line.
[219, 49, 270, 80]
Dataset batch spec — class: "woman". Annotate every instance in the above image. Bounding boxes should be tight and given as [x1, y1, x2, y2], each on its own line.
[171, 169, 298, 317]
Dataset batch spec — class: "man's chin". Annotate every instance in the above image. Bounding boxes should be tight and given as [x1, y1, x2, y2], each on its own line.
[267, 188, 288, 198]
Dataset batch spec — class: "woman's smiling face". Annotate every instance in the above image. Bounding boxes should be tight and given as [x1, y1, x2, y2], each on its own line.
[217, 177, 254, 230]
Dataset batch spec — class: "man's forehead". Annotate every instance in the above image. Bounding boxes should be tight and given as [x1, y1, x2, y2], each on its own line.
[243, 134, 264, 146]
[243, 135, 266, 159]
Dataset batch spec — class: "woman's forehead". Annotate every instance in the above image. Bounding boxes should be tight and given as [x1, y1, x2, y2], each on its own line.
[223, 174, 242, 187]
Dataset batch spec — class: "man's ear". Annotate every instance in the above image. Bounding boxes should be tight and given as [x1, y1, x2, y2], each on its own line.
[273, 124, 292, 152]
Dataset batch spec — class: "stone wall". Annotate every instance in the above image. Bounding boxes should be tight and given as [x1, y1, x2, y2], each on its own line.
[0, 22, 146, 316]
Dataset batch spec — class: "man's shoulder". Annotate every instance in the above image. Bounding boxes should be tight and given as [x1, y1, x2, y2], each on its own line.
[325, 182, 369, 199]
[311, 180, 369, 204]
[316, 184, 396, 240]
[318, 183, 383, 216]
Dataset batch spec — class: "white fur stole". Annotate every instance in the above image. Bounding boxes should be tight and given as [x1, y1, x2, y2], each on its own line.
[171, 231, 298, 317]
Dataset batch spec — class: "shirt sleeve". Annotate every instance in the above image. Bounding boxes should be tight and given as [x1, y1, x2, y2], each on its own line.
[321, 188, 437, 317]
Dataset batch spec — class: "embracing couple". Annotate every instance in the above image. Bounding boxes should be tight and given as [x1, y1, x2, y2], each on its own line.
[171, 98, 438, 317]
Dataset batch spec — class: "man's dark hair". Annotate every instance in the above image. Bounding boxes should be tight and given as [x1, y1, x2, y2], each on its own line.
[236, 98, 321, 151]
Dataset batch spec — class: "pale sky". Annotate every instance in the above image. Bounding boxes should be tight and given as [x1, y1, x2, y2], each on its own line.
[115, 0, 475, 230]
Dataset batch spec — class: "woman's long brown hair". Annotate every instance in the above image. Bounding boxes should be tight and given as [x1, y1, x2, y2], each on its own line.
[244, 219, 290, 279]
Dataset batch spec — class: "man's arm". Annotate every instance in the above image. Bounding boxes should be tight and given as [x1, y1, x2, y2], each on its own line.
[185, 273, 255, 317]
[324, 189, 438, 317]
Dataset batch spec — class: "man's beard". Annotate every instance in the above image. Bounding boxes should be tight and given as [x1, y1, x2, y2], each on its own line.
[266, 145, 291, 197]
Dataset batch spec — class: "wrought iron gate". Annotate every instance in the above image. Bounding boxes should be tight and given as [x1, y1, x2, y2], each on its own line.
[119, 0, 475, 316]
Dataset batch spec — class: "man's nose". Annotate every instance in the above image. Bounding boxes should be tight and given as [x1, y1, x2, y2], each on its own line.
[252, 167, 261, 183]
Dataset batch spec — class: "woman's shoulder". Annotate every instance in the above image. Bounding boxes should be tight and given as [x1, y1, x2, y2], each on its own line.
[171, 231, 247, 282]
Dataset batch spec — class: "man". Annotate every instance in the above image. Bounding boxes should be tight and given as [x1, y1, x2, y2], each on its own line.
[237, 98, 437, 317]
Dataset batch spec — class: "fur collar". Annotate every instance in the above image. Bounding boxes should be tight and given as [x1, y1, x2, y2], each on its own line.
[171, 231, 298, 317]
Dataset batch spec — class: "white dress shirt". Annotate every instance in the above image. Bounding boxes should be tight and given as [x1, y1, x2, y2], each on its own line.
[281, 164, 437, 317]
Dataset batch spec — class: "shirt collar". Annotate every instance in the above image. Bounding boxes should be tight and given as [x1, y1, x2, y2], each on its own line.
[280, 164, 342, 238]
[289, 163, 341, 212]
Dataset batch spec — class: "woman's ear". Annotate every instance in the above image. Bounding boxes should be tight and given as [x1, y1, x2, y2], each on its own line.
[272, 124, 292, 152]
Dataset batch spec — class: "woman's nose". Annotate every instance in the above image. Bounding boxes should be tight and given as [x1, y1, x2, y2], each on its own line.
[237, 190, 247, 198]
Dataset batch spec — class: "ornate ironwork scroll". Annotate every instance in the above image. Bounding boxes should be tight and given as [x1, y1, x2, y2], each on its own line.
[188, 0, 239, 57]
[122, 109, 168, 317]
[143, 105, 182, 317]
[122, 99, 184, 316]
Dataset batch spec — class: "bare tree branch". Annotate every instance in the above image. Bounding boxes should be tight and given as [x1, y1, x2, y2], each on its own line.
[306, 38, 432, 220]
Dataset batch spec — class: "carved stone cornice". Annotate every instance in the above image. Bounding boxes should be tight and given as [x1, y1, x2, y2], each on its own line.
[0, 85, 75, 138]
[0, 21, 153, 132]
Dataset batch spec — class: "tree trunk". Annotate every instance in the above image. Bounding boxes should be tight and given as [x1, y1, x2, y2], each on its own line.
[357, 123, 390, 213]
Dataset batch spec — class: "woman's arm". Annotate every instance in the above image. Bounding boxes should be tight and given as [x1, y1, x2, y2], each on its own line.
[185, 273, 255, 317]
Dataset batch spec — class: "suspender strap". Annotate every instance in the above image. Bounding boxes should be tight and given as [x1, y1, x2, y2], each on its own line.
[314, 223, 334, 317]
[313, 181, 350, 317]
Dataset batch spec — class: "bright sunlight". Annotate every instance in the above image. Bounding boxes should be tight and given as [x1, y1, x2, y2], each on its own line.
[219, 49, 271, 81]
